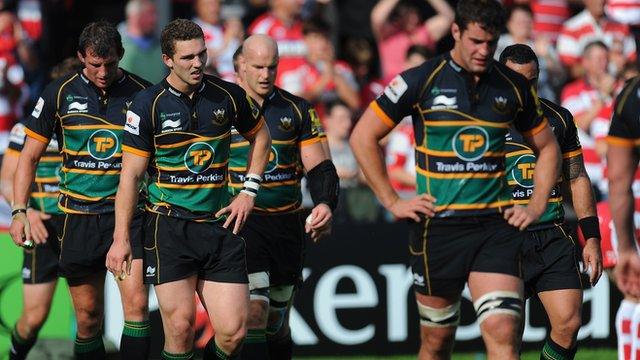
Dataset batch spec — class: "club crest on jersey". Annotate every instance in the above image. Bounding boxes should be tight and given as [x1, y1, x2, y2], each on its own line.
[279, 116, 293, 132]
[492, 96, 509, 114]
[212, 108, 227, 125]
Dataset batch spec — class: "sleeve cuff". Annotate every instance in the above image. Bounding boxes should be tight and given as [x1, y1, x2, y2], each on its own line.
[122, 145, 150, 158]
[240, 118, 265, 138]
[300, 137, 322, 147]
[24, 128, 49, 144]
[370, 101, 396, 128]
[606, 135, 637, 147]
[520, 118, 549, 137]
[562, 149, 583, 159]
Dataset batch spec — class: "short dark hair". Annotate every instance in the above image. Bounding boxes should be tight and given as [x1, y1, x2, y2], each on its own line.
[455, 0, 506, 36]
[161, 19, 204, 58]
[50, 57, 83, 80]
[508, 4, 533, 20]
[78, 21, 124, 57]
[499, 44, 539, 71]
[233, 44, 243, 72]
[406, 45, 433, 61]
[583, 40, 608, 55]
[302, 17, 330, 37]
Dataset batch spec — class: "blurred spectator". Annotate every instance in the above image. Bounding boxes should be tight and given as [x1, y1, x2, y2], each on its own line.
[557, 0, 636, 76]
[404, 44, 431, 69]
[371, 0, 453, 82]
[118, 0, 165, 83]
[248, 0, 307, 93]
[386, 117, 415, 197]
[495, 4, 564, 101]
[193, 0, 244, 81]
[561, 40, 622, 195]
[343, 37, 384, 114]
[17, 0, 41, 42]
[325, 100, 359, 188]
[606, 0, 640, 27]
[299, 18, 360, 113]
[530, 0, 571, 43]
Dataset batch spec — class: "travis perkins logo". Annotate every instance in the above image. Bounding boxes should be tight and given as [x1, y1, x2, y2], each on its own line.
[212, 108, 227, 125]
[279, 116, 293, 132]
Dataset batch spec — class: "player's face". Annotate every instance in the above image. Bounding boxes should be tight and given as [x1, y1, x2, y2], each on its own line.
[243, 47, 278, 98]
[505, 60, 539, 88]
[78, 48, 121, 90]
[164, 38, 207, 88]
[452, 22, 498, 74]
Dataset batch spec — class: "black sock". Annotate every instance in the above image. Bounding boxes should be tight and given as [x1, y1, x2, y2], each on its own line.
[540, 337, 577, 360]
[9, 326, 36, 360]
[267, 333, 292, 360]
[120, 320, 151, 360]
[161, 350, 193, 359]
[203, 337, 239, 360]
[239, 329, 269, 359]
[74, 334, 105, 360]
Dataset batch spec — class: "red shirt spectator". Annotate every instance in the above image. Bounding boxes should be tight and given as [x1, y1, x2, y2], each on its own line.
[386, 119, 415, 194]
[531, 0, 571, 43]
[606, 0, 640, 26]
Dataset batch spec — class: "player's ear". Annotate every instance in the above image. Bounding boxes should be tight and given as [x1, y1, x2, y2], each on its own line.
[162, 53, 173, 69]
[77, 51, 85, 65]
[451, 23, 461, 42]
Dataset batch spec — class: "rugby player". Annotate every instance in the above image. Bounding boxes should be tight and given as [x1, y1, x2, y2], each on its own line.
[2, 57, 81, 360]
[349, 0, 561, 358]
[229, 35, 338, 359]
[111, 19, 271, 359]
[499, 44, 602, 360]
[9, 21, 152, 360]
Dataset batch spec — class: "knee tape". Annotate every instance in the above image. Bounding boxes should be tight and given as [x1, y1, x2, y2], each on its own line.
[266, 285, 294, 334]
[249, 272, 270, 302]
[473, 291, 522, 324]
[417, 301, 461, 327]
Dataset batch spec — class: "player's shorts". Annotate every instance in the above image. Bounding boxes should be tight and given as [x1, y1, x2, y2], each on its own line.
[143, 212, 248, 285]
[240, 211, 306, 287]
[409, 214, 524, 296]
[522, 224, 583, 298]
[22, 215, 64, 284]
[57, 211, 144, 283]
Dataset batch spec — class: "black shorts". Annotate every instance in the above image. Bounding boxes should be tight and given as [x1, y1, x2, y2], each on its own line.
[143, 212, 248, 285]
[57, 211, 144, 282]
[409, 214, 525, 296]
[22, 215, 63, 284]
[522, 224, 583, 298]
[240, 211, 306, 287]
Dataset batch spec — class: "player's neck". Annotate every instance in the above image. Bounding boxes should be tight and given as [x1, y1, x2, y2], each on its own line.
[166, 72, 200, 98]
[241, 83, 266, 106]
[449, 49, 482, 84]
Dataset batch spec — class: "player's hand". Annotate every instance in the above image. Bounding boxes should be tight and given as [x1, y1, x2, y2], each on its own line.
[388, 194, 437, 222]
[216, 192, 255, 234]
[9, 212, 31, 247]
[615, 250, 640, 297]
[582, 237, 603, 286]
[503, 204, 542, 231]
[106, 233, 132, 281]
[26, 208, 50, 244]
[306, 203, 332, 242]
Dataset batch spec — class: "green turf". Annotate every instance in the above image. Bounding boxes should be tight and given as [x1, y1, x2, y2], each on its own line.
[298, 348, 617, 359]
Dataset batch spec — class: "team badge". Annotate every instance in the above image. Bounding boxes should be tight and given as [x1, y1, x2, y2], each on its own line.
[212, 108, 227, 125]
[279, 116, 293, 132]
[492, 96, 509, 114]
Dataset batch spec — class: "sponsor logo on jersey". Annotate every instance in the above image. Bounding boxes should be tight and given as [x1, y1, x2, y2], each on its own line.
[383, 75, 408, 104]
[31, 97, 44, 118]
[160, 112, 183, 133]
[432, 95, 458, 110]
[87, 129, 119, 160]
[264, 146, 279, 174]
[452, 126, 489, 161]
[68, 101, 88, 113]
[511, 154, 537, 189]
[145, 266, 156, 277]
[125, 111, 140, 135]
[184, 142, 215, 174]
[21, 267, 31, 279]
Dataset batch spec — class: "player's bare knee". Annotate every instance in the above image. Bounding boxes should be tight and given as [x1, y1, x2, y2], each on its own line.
[75, 309, 103, 337]
[122, 291, 149, 320]
[216, 322, 247, 349]
[551, 313, 581, 343]
[166, 316, 194, 341]
[23, 307, 49, 332]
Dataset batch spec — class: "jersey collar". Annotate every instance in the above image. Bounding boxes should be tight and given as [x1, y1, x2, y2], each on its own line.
[162, 78, 206, 98]
[78, 69, 127, 95]
[444, 52, 494, 81]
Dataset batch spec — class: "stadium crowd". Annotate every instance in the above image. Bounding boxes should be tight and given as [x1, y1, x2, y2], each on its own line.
[3, 0, 640, 359]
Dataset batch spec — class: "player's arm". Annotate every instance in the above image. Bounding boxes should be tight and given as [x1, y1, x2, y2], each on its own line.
[350, 106, 435, 221]
[216, 94, 271, 234]
[0, 149, 19, 204]
[370, 0, 401, 39]
[9, 136, 47, 246]
[301, 138, 337, 241]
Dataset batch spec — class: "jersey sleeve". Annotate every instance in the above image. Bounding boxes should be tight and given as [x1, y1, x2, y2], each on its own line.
[514, 84, 547, 137]
[6, 122, 26, 156]
[608, 79, 640, 147]
[24, 81, 58, 144]
[559, 107, 582, 159]
[234, 93, 264, 137]
[371, 66, 423, 128]
[122, 94, 154, 157]
[298, 101, 323, 147]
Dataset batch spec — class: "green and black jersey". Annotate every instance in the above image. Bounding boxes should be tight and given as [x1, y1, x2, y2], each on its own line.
[374, 53, 547, 217]
[6, 121, 62, 215]
[24, 70, 151, 214]
[608, 76, 640, 149]
[229, 88, 322, 213]
[505, 98, 582, 228]
[123, 75, 264, 221]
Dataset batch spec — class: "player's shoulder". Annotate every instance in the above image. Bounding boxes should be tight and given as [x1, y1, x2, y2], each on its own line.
[122, 69, 153, 90]
[492, 60, 530, 88]
[401, 53, 448, 82]
[43, 71, 81, 94]
[204, 74, 247, 99]
[130, 82, 166, 106]
[540, 97, 574, 129]
[273, 86, 310, 109]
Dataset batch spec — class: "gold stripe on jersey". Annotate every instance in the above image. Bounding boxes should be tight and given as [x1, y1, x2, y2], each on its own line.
[122, 145, 150, 157]
[62, 124, 123, 130]
[495, 66, 523, 107]
[127, 74, 149, 91]
[35, 176, 58, 182]
[206, 79, 238, 114]
[31, 192, 58, 198]
[231, 138, 296, 147]
[423, 119, 510, 129]
[300, 137, 322, 147]
[520, 118, 549, 137]
[25, 128, 49, 144]
[228, 179, 298, 187]
[59, 188, 115, 201]
[61, 167, 120, 175]
[416, 167, 505, 179]
[156, 159, 229, 171]
[371, 101, 396, 128]
[513, 197, 562, 205]
[421, 108, 512, 126]
[41, 156, 63, 161]
[419, 59, 447, 98]
[616, 77, 640, 116]
[242, 118, 265, 138]
[56, 74, 78, 110]
[157, 182, 226, 189]
[562, 149, 583, 159]
[254, 203, 301, 213]
[606, 136, 638, 147]
[434, 200, 512, 212]
[62, 149, 122, 157]
[156, 132, 230, 149]
[279, 89, 304, 119]
[416, 146, 505, 157]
